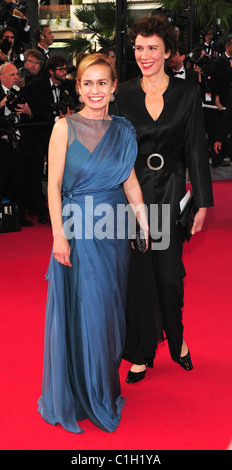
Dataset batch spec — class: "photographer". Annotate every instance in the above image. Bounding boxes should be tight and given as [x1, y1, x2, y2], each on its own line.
[23, 55, 78, 223]
[199, 28, 219, 60]
[18, 48, 44, 87]
[0, 26, 16, 64]
[0, 1, 30, 50]
[0, 61, 33, 226]
[26, 54, 78, 124]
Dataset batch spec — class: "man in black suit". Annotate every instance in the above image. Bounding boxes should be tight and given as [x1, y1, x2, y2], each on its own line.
[26, 55, 78, 127]
[0, 62, 33, 226]
[211, 34, 232, 166]
[214, 90, 232, 161]
[25, 55, 78, 222]
[34, 25, 54, 66]
[166, 45, 199, 83]
[212, 35, 232, 109]
[199, 27, 219, 60]
[0, 27, 17, 65]
[22, 48, 44, 84]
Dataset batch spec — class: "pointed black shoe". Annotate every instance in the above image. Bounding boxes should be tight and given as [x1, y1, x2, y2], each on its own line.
[178, 351, 193, 371]
[126, 368, 146, 384]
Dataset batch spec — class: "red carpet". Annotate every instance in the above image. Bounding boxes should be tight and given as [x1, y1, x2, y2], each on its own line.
[0, 180, 232, 452]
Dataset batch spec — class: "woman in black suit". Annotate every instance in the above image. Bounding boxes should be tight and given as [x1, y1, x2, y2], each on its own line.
[114, 15, 214, 383]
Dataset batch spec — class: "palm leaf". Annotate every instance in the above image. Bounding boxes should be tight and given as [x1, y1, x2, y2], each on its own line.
[62, 37, 92, 58]
[74, 6, 95, 28]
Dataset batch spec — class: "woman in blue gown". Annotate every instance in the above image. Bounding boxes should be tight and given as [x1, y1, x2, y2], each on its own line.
[38, 53, 149, 433]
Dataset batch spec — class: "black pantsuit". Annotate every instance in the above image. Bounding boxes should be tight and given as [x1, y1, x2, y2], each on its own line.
[113, 75, 214, 364]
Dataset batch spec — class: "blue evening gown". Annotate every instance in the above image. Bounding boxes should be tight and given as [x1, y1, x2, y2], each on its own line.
[38, 114, 137, 433]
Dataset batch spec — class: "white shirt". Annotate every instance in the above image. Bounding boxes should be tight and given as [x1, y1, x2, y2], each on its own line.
[50, 78, 60, 103]
[172, 66, 185, 79]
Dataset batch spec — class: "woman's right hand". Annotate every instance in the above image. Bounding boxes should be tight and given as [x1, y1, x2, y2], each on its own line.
[53, 235, 72, 267]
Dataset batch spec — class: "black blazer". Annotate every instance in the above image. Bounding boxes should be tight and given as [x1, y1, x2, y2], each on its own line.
[25, 75, 78, 123]
[0, 85, 6, 117]
[211, 53, 232, 106]
[167, 67, 199, 84]
[215, 90, 232, 142]
[0, 84, 30, 121]
[112, 75, 213, 231]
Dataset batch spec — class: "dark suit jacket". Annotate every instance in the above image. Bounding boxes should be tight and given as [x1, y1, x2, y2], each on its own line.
[211, 53, 232, 106]
[215, 90, 232, 142]
[25, 75, 78, 154]
[185, 68, 199, 83]
[0, 84, 30, 124]
[25, 75, 78, 123]
[112, 75, 214, 232]
[167, 67, 199, 84]
[36, 45, 50, 61]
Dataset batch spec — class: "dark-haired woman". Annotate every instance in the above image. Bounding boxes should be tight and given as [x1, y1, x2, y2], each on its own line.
[113, 15, 214, 383]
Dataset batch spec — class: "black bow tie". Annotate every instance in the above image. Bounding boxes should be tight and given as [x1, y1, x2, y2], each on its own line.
[173, 70, 184, 76]
[51, 84, 60, 90]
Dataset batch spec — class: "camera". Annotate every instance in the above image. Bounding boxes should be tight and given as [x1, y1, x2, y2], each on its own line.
[0, 112, 19, 150]
[18, 66, 29, 78]
[0, 112, 15, 127]
[0, 37, 11, 54]
[5, 84, 27, 112]
[51, 90, 77, 116]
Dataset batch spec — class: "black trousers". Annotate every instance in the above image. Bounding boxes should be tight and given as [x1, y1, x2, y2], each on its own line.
[123, 232, 186, 365]
[204, 108, 228, 165]
[23, 127, 48, 215]
[0, 139, 26, 218]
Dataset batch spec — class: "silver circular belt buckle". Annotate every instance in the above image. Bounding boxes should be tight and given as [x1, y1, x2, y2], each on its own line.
[147, 153, 164, 171]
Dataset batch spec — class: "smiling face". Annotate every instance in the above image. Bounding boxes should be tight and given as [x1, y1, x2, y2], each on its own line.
[134, 34, 170, 78]
[77, 64, 117, 116]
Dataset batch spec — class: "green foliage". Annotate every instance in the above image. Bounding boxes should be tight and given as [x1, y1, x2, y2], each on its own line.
[63, 1, 138, 58]
[63, 37, 92, 58]
[162, 0, 232, 30]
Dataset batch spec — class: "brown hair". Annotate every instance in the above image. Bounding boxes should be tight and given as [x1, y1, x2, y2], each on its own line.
[129, 15, 177, 54]
[76, 53, 117, 84]
[24, 48, 44, 64]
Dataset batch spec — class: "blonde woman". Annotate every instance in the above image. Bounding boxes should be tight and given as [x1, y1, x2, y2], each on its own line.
[38, 54, 148, 433]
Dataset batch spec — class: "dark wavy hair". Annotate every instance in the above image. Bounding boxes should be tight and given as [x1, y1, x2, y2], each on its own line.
[45, 55, 68, 74]
[129, 15, 177, 54]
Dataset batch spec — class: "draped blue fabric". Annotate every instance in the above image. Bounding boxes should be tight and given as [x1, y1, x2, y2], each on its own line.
[38, 115, 137, 433]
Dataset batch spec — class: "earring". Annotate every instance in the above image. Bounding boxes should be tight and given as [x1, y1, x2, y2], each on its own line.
[79, 95, 83, 103]
[110, 93, 115, 102]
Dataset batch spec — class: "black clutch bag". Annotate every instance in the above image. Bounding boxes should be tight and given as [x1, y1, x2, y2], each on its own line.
[131, 224, 147, 252]
[176, 194, 197, 242]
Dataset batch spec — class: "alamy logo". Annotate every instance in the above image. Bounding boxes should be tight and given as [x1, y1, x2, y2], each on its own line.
[62, 197, 170, 250]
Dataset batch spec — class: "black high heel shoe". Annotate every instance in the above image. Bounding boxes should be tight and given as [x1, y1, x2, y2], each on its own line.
[178, 351, 193, 371]
[126, 368, 146, 384]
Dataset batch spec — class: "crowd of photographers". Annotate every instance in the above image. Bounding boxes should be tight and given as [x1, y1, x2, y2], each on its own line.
[0, 3, 79, 227]
[1, 2, 232, 229]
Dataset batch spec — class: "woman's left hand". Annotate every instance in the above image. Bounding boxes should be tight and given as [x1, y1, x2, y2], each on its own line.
[191, 208, 207, 235]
